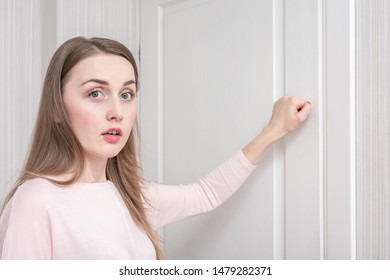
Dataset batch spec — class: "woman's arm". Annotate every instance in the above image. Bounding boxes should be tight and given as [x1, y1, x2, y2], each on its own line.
[144, 96, 311, 229]
[242, 96, 312, 165]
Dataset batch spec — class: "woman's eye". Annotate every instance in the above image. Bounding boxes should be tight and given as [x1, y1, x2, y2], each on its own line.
[121, 92, 135, 100]
[89, 90, 102, 98]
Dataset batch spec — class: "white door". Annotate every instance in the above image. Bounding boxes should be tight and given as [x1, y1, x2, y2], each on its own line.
[139, 0, 355, 260]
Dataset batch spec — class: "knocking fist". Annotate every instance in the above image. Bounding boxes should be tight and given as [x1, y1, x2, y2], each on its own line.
[266, 96, 312, 141]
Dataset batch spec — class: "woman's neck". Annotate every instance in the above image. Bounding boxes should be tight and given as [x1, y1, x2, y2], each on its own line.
[78, 156, 108, 183]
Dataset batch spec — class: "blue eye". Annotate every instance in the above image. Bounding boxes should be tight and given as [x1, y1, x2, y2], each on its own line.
[89, 90, 101, 98]
[121, 92, 134, 100]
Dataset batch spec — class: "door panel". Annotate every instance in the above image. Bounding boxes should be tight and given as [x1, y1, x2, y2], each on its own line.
[141, 0, 275, 259]
[140, 0, 355, 259]
[284, 0, 322, 259]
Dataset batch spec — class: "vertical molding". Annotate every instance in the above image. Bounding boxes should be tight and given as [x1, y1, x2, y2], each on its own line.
[0, 0, 42, 204]
[318, 0, 326, 260]
[349, 0, 357, 260]
[357, 0, 390, 259]
[272, 0, 286, 260]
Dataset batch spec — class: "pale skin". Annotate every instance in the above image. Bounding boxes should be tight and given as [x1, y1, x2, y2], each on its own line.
[242, 96, 311, 165]
[63, 54, 137, 183]
[62, 53, 311, 183]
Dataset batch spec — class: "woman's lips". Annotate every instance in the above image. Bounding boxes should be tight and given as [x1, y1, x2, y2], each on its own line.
[102, 134, 120, 143]
[102, 128, 122, 143]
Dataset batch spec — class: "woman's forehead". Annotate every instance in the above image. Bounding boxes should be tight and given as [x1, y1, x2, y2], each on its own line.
[68, 54, 135, 84]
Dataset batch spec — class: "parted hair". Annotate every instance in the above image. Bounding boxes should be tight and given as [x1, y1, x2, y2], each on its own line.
[2, 36, 163, 259]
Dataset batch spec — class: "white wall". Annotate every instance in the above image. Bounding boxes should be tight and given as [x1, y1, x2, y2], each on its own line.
[357, 0, 390, 259]
[0, 0, 42, 202]
[55, 0, 138, 50]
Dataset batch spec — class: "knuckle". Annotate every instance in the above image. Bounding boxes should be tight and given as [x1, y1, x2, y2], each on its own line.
[296, 113, 306, 122]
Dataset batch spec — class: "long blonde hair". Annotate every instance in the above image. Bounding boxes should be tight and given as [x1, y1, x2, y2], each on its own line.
[3, 36, 163, 259]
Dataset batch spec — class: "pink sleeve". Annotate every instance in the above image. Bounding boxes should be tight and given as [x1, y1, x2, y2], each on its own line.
[143, 150, 256, 230]
[0, 183, 52, 259]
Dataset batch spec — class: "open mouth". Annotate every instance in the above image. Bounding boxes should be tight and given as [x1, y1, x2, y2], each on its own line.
[102, 128, 122, 136]
[102, 128, 122, 143]
[105, 130, 120, 135]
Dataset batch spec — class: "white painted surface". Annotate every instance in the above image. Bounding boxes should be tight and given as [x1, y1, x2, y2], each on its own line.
[140, 0, 275, 260]
[324, 0, 356, 260]
[284, 0, 356, 260]
[357, 0, 390, 260]
[284, 0, 322, 259]
[140, 0, 356, 259]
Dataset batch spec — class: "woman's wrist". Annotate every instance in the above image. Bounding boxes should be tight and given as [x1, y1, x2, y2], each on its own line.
[242, 126, 280, 165]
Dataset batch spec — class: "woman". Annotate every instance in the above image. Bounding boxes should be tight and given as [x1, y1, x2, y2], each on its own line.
[0, 37, 311, 259]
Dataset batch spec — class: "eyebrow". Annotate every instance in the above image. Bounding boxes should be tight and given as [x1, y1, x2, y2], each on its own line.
[80, 79, 135, 87]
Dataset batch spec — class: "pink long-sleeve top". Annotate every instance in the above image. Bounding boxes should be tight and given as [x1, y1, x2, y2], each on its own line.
[0, 151, 255, 259]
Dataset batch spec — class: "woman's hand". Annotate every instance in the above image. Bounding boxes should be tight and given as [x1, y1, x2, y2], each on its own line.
[266, 96, 311, 141]
[242, 96, 312, 165]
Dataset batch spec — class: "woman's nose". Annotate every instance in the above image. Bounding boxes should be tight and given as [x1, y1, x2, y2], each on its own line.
[106, 98, 124, 121]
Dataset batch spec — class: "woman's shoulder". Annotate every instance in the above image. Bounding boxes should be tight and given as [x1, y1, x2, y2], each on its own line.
[12, 178, 60, 206]
[0, 179, 56, 235]
[17, 177, 58, 192]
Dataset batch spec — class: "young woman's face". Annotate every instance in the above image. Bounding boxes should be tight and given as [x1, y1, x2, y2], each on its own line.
[62, 54, 137, 162]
